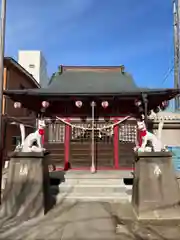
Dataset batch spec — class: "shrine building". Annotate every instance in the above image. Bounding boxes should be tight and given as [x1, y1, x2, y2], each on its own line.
[4, 65, 179, 172]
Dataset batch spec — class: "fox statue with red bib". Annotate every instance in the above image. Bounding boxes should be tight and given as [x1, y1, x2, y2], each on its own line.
[17, 119, 46, 153]
[134, 118, 166, 152]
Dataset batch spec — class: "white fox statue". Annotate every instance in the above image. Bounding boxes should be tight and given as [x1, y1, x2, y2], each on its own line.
[134, 119, 166, 152]
[16, 120, 46, 153]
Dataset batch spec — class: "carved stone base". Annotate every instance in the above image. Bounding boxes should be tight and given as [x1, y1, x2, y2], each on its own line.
[132, 152, 180, 220]
[0, 152, 53, 220]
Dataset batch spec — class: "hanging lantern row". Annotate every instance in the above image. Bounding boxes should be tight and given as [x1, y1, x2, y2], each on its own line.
[75, 101, 109, 108]
[14, 101, 50, 109]
[134, 99, 169, 115]
[14, 100, 109, 110]
[153, 101, 169, 113]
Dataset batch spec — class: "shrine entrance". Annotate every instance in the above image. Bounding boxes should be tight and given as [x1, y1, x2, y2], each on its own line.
[44, 121, 66, 168]
[45, 117, 137, 171]
[70, 120, 114, 169]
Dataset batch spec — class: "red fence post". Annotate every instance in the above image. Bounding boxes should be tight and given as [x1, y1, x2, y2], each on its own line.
[64, 119, 70, 170]
[114, 118, 119, 169]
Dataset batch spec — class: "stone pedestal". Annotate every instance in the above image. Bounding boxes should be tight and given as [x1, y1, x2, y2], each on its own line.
[132, 152, 180, 220]
[0, 152, 53, 219]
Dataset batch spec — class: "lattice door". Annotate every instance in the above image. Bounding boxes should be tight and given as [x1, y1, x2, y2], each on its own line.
[44, 121, 65, 167]
[119, 122, 137, 143]
[70, 120, 114, 168]
[48, 122, 65, 143]
[118, 120, 137, 168]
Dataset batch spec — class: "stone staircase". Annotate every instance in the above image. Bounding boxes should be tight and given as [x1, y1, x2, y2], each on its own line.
[56, 170, 132, 203]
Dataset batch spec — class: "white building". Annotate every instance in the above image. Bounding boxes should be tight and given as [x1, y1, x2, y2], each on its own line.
[18, 50, 49, 87]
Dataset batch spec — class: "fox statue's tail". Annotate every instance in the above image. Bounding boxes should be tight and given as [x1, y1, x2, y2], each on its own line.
[19, 124, 26, 147]
[157, 120, 164, 140]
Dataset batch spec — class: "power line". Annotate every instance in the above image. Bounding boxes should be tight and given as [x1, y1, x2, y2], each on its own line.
[161, 63, 174, 84]
[161, 1, 178, 86]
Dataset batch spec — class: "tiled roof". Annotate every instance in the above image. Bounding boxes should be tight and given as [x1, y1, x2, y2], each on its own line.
[46, 70, 138, 93]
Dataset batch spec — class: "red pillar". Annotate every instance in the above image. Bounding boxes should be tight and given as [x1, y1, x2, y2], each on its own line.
[114, 119, 119, 169]
[64, 119, 70, 170]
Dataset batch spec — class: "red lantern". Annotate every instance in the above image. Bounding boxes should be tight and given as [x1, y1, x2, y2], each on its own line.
[14, 102, 22, 108]
[75, 100, 83, 108]
[160, 100, 169, 110]
[101, 101, 109, 108]
[42, 101, 50, 108]
[134, 99, 142, 107]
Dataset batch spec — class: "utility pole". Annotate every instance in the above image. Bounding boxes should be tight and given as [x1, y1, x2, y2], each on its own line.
[0, 0, 6, 203]
[174, 0, 180, 110]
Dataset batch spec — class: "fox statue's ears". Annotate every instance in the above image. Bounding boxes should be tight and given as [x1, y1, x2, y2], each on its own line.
[38, 119, 46, 128]
[136, 113, 145, 122]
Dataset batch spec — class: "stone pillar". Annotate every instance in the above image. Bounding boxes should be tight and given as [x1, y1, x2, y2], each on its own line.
[0, 152, 53, 219]
[132, 152, 180, 220]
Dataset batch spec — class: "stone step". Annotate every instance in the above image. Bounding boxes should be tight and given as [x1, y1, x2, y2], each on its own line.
[56, 192, 132, 203]
[63, 178, 130, 185]
[64, 171, 133, 179]
[60, 182, 132, 188]
[59, 183, 132, 194]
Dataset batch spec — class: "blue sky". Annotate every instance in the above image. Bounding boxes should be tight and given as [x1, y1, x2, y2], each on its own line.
[5, 0, 174, 88]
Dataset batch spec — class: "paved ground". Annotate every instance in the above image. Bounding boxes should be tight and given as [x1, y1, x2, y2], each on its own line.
[1, 168, 180, 240]
[1, 201, 180, 240]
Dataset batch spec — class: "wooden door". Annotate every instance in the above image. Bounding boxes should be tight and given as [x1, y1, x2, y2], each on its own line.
[95, 122, 114, 168]
[70, 120, 114, 168]
[44, 122, 65, 168]
[118, 120, 137, 169]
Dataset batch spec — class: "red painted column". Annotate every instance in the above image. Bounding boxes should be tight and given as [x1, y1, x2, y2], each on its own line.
[114, 119, 119, 169]
[64, 119, 71, 170]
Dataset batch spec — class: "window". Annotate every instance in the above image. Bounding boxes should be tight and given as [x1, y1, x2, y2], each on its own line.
[48, 122, 65, 143]
[119, 123, 137, 143]
[29, 64, 35, 68]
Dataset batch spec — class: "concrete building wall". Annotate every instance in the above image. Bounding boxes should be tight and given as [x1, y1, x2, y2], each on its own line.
[150, 111, 180, 146]
[18, 50, 49, 87]
[161, 129, 180, 146]
[153, 124, 180, 146]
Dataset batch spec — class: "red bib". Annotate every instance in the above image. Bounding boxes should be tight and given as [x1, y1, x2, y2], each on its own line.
[38, 129, 44, 136]
[139, 130, 147, 137]
[137, 129, 147, 147]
